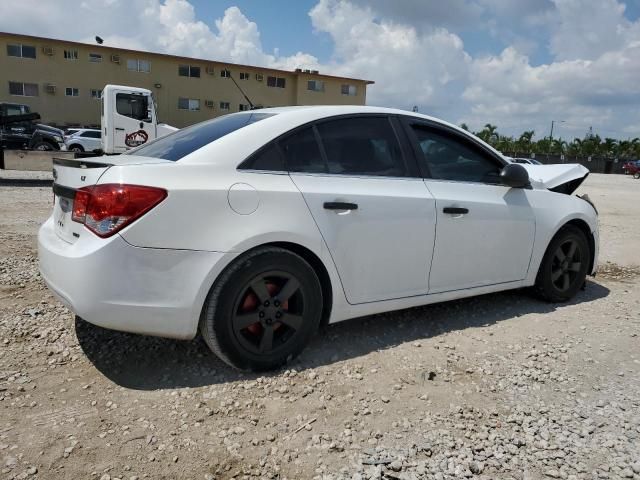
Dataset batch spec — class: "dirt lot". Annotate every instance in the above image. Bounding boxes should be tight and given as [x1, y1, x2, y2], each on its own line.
[1, 172, 639, 480]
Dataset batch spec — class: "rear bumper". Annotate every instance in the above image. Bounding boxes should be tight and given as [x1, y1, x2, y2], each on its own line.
[38, 216, 228, 339]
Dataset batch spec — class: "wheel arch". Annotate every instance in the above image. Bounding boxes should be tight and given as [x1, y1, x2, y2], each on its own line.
[197, 241, 334, 333]
[543, 218, 596, 276]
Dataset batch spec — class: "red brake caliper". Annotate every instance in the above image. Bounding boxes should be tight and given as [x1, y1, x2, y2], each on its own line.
[240, 282, 288, 336]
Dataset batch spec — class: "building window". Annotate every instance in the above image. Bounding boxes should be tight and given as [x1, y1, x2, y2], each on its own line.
[178, 65, 201, 78]
[88, 53, 102, 62]
[127, 59, 150, 73]
[307, 80, 324, 92]
[64, 49, 79, 60]
[341, 84, 357, 96]
[9, 82, 38, 96]
[239, 72, 250, 80]
[7, 44, 36, 59]
[178, 98, 200, 111]
[267, 76, 286, 88]
[219, 101, 230, 110]
[90, 89, 102, 99]
[220, 69, 231, 78]
[239, 104, 250, 111]
[65, 87, 79, 97]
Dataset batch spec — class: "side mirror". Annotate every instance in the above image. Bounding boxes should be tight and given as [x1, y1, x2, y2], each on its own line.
[500, 163, 530, 188]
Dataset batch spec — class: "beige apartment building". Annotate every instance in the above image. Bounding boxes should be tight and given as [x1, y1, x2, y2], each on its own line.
[0, 32, 372, 128]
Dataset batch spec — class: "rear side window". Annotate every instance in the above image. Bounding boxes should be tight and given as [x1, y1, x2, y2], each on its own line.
[316, 117, 407, 177]
[279, 127, 326, 173]
[242, 143, 284, 171]
[129, 112, 275, 161]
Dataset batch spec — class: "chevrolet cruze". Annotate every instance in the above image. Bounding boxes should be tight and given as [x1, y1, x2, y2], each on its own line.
[39, 106, 599, 370]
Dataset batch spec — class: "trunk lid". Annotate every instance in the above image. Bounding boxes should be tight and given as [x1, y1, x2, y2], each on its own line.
[51, 155, 170, 243]
[521, 163, 589, 194]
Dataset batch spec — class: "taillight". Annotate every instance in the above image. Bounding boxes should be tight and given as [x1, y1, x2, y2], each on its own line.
[72, 184, 167, 238]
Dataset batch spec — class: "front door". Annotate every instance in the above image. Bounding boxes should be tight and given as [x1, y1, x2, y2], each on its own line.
[403, 120, 536, 293]
[112, 91, 156, 153]
[282, 116, 437, 304]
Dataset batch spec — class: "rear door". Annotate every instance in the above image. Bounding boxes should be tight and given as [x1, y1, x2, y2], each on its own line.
[286, 115, 437, 305]
[402, 119, 536, 293]
[112, 90, 156, 153]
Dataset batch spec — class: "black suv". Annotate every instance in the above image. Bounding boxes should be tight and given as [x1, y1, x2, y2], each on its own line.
[0, 102, 65, 150]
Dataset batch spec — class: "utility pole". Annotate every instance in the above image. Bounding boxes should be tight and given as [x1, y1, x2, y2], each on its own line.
[550, 120, 565, 141]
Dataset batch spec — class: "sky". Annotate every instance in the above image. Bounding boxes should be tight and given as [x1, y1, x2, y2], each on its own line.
[1, 0, 639, 140]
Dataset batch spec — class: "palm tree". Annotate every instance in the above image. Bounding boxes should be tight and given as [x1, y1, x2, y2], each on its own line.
[517, 130, 535, 154]
[551, 139, 567, 155]
[477, 124, 499, 144]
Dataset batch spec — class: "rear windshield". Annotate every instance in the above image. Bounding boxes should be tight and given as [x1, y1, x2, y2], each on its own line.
[128, 112, 275, 161]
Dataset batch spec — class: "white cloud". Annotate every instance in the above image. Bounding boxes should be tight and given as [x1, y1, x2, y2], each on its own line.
[0, 0, 638, 139]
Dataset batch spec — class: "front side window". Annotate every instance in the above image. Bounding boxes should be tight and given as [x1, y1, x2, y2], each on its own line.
[409, 124, 502, 182]
[9, 82, 38, 96]
[65, 87, 79, 97]
[116, 93, 149, 121]
[7, 44, 36, 59]
[279, 127, 326, 173]
[317, 117, 407, 177]
[129, 112, 275, 161]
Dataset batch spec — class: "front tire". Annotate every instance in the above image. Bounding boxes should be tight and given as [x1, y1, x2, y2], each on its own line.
[634, 172, 640, 179]
[69, 144, 84, 153]
[33, 142, 53, 151]
[535, 225, 590, 302]
[200, 247, 323, 371]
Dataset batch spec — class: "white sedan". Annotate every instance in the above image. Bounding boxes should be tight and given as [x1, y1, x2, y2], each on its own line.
[39, 106, 599, 371]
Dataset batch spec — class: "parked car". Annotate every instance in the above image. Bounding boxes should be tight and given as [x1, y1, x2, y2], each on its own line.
[510, 157, 543, 165]
[64, 129, 102, 153]
[0, 102, 65, 150]
[39, 106, 599, 371]
[622, 160, 640, 176]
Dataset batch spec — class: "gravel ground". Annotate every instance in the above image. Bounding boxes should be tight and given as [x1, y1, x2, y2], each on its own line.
[0, 173, 639, 480]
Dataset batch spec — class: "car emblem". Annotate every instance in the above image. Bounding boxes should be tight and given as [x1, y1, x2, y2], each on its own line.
[81, 175, 86, 181]
[52, 168, 58, 180]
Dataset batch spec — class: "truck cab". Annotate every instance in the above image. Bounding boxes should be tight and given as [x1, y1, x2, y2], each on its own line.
[101, 85, 177, 154]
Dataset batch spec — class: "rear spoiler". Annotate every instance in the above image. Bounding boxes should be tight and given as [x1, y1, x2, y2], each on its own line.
[53, 157, 112, 169]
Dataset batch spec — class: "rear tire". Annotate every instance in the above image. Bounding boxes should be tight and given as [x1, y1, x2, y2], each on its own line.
[634, 172, 640, 179]
[200, 247, 323, 371]
[534, 225, 590, 302]
[69, 144, 84, 153]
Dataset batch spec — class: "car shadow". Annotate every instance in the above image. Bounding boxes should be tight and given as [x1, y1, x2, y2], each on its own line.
[75, 281, 610, 391]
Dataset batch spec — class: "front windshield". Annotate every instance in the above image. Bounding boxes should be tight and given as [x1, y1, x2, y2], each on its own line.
[128, 112, 276, 161]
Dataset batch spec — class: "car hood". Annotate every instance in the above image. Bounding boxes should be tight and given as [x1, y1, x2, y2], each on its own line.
[35, 124, 65, 136]
[521, 163, 589, 193]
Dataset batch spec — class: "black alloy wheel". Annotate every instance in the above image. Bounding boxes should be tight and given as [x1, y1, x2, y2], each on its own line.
[535, 225, 590, 302]
[200, 247, 322, 371]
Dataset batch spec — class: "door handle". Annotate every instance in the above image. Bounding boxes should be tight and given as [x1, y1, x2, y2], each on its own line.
[443, 207, 469, 215]
[324, 202, 358, 210]
[115, 127, 125, 131]
[139, 122, 144, 128]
